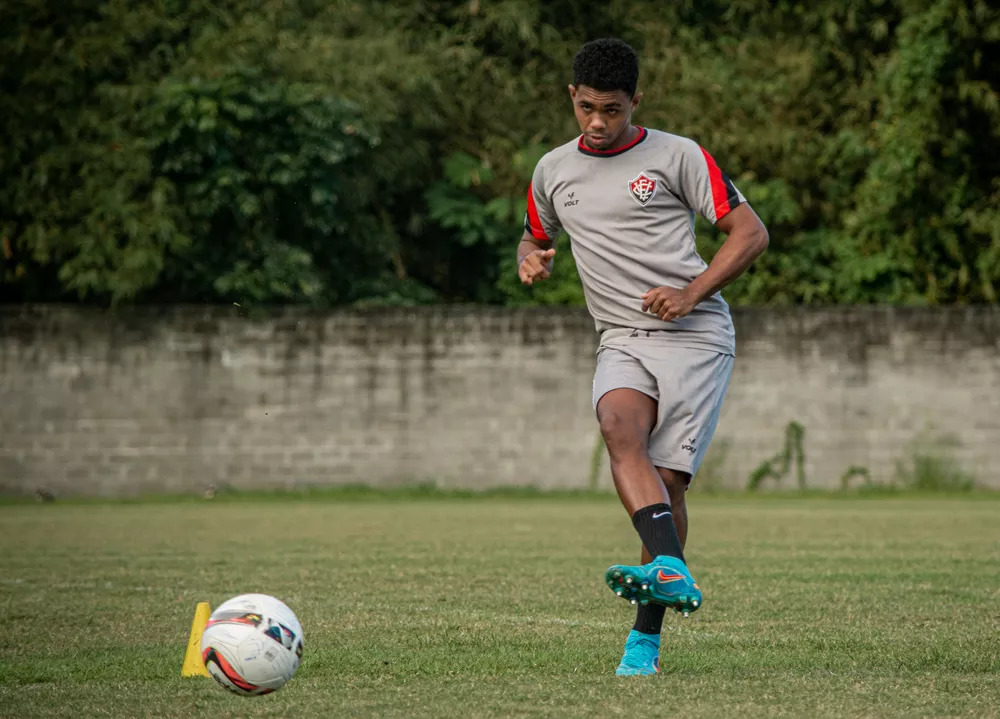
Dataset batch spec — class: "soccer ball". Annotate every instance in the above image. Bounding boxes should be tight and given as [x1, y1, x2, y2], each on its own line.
[200, 593, 304, 696]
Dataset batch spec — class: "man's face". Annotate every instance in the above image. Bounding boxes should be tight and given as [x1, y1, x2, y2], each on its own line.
[568, 84, 642, 151]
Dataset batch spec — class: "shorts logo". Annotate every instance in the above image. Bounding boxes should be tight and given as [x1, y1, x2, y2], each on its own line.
[628, 172, 657, 207]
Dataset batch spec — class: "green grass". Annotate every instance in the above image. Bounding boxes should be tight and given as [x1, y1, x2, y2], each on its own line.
[0, 495, 998, 718]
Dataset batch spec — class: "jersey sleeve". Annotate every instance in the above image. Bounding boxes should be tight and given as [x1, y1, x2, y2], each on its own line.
[523, 161, 562, 241]
[674, 141, 746, 225]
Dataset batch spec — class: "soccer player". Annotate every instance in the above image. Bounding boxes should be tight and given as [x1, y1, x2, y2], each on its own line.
[516, 38, 769, 676]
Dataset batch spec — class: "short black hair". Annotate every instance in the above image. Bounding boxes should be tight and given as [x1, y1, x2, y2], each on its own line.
[572, 38, 639, 97]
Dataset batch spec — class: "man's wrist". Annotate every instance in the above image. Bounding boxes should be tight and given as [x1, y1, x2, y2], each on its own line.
[681, 282, 710, 307]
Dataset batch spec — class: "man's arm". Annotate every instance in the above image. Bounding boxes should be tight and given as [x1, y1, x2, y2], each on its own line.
[641, 204, 768, 320]
[517, 231, 556, 286]
[684, 204, 769, 304]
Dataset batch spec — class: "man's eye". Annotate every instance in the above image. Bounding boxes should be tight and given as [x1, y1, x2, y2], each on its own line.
[607, 109, 618, 115]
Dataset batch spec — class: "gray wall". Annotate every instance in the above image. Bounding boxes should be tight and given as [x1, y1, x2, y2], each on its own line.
[1, 305, 997, 496]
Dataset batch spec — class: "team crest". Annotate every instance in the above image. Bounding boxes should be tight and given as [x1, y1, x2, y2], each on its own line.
[628, 172, 657, 207]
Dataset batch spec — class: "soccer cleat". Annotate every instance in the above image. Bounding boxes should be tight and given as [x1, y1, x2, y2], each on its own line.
[604, 555, 703, 616]
[615, 629, 660, 676]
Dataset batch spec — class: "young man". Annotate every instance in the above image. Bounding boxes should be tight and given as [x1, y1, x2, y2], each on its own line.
[517, 38, 768, 676]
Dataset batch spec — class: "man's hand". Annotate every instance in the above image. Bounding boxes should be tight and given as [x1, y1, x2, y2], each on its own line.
[518, 248, 556, 285]
[641, 286, 696, 322]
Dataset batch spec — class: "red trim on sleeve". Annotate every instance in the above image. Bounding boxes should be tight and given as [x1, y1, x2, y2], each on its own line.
[699, 147, 732, 220]
[525, 181, 549, 240]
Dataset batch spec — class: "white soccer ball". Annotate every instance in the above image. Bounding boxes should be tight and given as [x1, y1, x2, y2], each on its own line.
[200, 593, 304, 696]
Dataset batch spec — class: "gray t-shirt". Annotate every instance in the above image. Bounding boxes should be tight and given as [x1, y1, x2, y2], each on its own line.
[525, 127, 746, 354]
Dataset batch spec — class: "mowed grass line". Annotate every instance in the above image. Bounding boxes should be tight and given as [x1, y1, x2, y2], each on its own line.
[0, 496, 997, 718]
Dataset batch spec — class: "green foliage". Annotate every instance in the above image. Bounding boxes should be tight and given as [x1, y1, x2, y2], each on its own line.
[146, 69, 390, 305]
[834, 0, 1000, 303]
[894, 433, 977, 491]
[840, 466, 873, 491]
[747, 421, 807, 490]
[2, 0, 998, 305]
[0, 1, 420, 305]
[645, 0, 1000, 306]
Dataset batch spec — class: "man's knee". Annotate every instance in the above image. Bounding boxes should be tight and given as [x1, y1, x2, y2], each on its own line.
[596, 389, 656, 457]
[658, 468, 690, 502]
[598, 409, 647, 456]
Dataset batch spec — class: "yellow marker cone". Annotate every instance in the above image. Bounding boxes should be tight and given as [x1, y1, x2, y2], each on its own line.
[181, 602, 212, 677]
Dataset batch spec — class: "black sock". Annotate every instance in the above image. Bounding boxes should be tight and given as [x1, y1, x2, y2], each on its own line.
[631, 503, 685, 563]
[630, 503, 683, 636]
[633, 603, 666, 635]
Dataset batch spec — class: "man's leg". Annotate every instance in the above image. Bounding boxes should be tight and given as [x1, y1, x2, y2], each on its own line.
[633, 468, 690, 635]
[644, 469, 689, 552]
[598, 389, 697, 607]
[596, 388, 668, 515]
[591, 343, 669, 515]
[604, 345, 730, 674]
[600, 391, 700, 676]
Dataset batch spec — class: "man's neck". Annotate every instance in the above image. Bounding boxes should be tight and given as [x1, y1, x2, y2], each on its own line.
[599, 124, 639, 152]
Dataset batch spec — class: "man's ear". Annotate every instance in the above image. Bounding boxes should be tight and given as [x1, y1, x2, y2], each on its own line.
[631, 91, 643, 111]
[568, 84, 577, 101]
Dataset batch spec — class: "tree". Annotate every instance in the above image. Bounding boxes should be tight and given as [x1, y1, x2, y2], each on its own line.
[2, 0, 997, 306]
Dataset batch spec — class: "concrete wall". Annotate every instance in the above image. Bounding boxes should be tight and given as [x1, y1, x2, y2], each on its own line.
[1, 305, 997, 496]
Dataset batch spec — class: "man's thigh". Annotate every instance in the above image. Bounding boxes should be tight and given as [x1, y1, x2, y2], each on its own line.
[592, 345, 658, 411]
[644, 346, 733, 476]
[592, 336, 734, 477]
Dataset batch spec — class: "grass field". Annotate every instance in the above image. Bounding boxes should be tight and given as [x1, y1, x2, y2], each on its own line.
[1, 493, 998, 718]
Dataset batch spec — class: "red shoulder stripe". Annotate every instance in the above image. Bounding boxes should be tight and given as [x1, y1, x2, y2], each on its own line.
[525, 182, 549, 240]
[699, 147, 732, 220]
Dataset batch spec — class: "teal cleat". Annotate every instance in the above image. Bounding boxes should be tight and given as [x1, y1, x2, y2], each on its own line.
[605, 555, 703, 616]
[616, 629, 660, 676]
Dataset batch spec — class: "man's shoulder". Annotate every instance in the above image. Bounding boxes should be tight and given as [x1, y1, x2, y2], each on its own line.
[643, 128, 700, 153]
[535, 137, 582, 173]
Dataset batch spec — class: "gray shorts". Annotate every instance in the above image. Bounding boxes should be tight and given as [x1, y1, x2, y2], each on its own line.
[592, 329, 734, 477]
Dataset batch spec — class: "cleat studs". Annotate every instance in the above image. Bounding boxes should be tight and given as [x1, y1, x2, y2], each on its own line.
[625, 577, 633, 585]
[616, 590, 623, 596]
[640, 599, 649, 606]
[682, 611, 690, 618]
[630, 598, 637, 605]
[613, 571, 622, 579]
[692, 600, 699, 607]
[641, 583, 649, 590]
